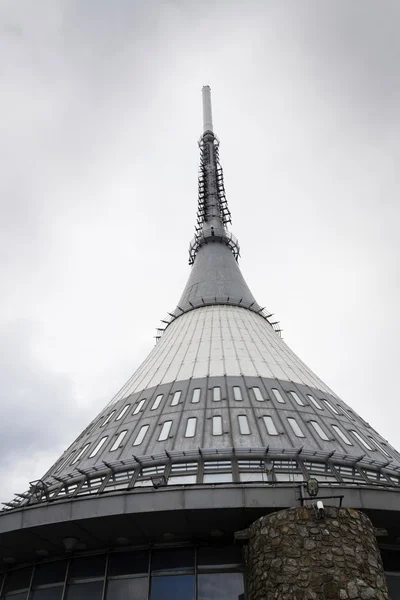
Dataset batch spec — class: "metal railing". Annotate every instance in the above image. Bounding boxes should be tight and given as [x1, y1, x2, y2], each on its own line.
[3, 446, 400, 513]
[188, 229, 240, 265]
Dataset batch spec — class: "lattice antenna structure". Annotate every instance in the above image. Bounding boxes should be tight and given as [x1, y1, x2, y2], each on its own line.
[189, 86, 237, 265]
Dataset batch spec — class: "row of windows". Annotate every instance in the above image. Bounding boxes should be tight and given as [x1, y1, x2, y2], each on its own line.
[98, 386, 358, 433]
[41, 457, 400, 509]
[44, 455, 400, 505]
[0, 547, 244, 600]
[65, 415, 386, 468]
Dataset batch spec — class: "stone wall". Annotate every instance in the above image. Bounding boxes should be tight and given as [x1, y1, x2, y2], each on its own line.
[243, 506, 389, 600]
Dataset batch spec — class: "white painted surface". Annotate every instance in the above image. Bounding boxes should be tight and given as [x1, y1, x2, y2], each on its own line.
[110, 305, 335, 404]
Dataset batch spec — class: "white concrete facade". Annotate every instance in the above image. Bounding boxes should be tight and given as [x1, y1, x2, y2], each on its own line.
[111, 305, 335, 404]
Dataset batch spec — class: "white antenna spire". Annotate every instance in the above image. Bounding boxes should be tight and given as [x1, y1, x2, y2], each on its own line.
[202, 85, 213, 133]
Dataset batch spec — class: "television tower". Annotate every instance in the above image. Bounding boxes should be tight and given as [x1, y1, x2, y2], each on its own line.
[0, 87, 399, 600]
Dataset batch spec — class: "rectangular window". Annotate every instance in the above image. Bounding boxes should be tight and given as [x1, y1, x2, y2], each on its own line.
[233, 386, 243, 401]
[212, 416, 223, 436]
[198, 573, 244, 600]
[171, 391, 182, 406]
[71, 443, 90, 464]
[101, 410, 116, 427]
[272, 388, 285, 403]
[322, 399, 340, 415]
[32, 587, 63, 600]
[116, 404, 130, 421]
[213, 387, 221, 402]
[203, 472, 233, 483]
[307, 394, 323, 410]
[192, 388, 201, 403]
[110, 430, 127, 452]
[151, 394, 163, 410]
[203, 460, 231, 472]
[368, 437, 391, 458]
[133, 399, 146, 415]
[197, 545, 242, 566]
[33, 561, 68, 586]
[106, 579, 147, 600]
[133, 425, 149, 446]
[287, 417, 305, 438]
[107, 550, 149, 575]
[263, 416, 278, 436]
[159, 420, 172, 441]
[55, 451, 75, 473]
[340, 406, 356, 421]
[289, 391, 305, 406]
[238, 415, 250, 435]
[66, 582, 103, 599]
[350, 430, 373, 450]
[151, 547, 194, 572]
[3, 567, 32, 593]
[168, 463, 198, 486]
[332, 425, 353, 446]
[185, 417, 197, 438]
[253, 387, 264, 401]
[150, 575, 195, 600]
[310, 420, 329, 441]
[69, 554, 106, 578]
[88, 436, 108, 458]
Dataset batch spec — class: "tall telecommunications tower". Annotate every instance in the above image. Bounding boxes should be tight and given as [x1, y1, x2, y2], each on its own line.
[0, 87, 399, 600]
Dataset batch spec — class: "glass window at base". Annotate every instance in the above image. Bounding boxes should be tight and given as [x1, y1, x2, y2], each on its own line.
[106, 577, 148, 599]
[65, 581, 103, 600]
[197, 546, 243, 568]
[151, 548, 195, 572]
[3, 567, 32, 594]
[386, 575, 400, 599]
[31, 587, 63, 600]
[150, 575, 195, 600]
[108, 550, 149, 576]
[198, 573, 244, 600]
[69, 555, 106, 579]
[0, 545, 245, 600]
[33, 561, 68, 586]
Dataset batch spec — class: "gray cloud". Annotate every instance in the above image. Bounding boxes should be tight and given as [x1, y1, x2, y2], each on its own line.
[0, 320, 95, 501]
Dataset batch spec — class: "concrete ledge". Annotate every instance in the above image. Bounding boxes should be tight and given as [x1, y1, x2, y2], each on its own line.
[0, 483, 399, 565]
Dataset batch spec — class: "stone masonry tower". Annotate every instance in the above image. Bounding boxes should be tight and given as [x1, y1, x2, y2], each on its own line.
[0, 88, 400, 600]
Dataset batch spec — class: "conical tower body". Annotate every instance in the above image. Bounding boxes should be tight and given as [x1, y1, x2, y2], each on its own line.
[1, 87, 399, 599]
[37, 86, 399, 486]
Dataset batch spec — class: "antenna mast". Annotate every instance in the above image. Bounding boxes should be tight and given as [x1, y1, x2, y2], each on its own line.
[189, 86, 238, 265]
[202, 85, 213, 133]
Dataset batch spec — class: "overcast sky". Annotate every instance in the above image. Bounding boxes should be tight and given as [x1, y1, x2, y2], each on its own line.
[0, 0, 399, 503]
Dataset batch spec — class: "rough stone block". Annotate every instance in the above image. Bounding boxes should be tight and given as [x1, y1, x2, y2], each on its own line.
[241, 506, 389, 600]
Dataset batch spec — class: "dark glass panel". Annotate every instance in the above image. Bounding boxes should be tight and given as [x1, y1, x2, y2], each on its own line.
[150, 575, 195, 600]
[198, 573, 244, 600]
[105, 577, 147, 599]
[31, 586, 64, 600]
[381, 549, 400, 572]
[33, 561, 68, 586]
[151, 548, 194, 572]
[4, 593, 28, 600]
[108, 551, 149, 576]
[197, 546, 243, 568]
[3, 567, 32, 592]
[387, 575, 400, 599]
[65, 581, 103, 600]
[68, 555, 106, 579]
